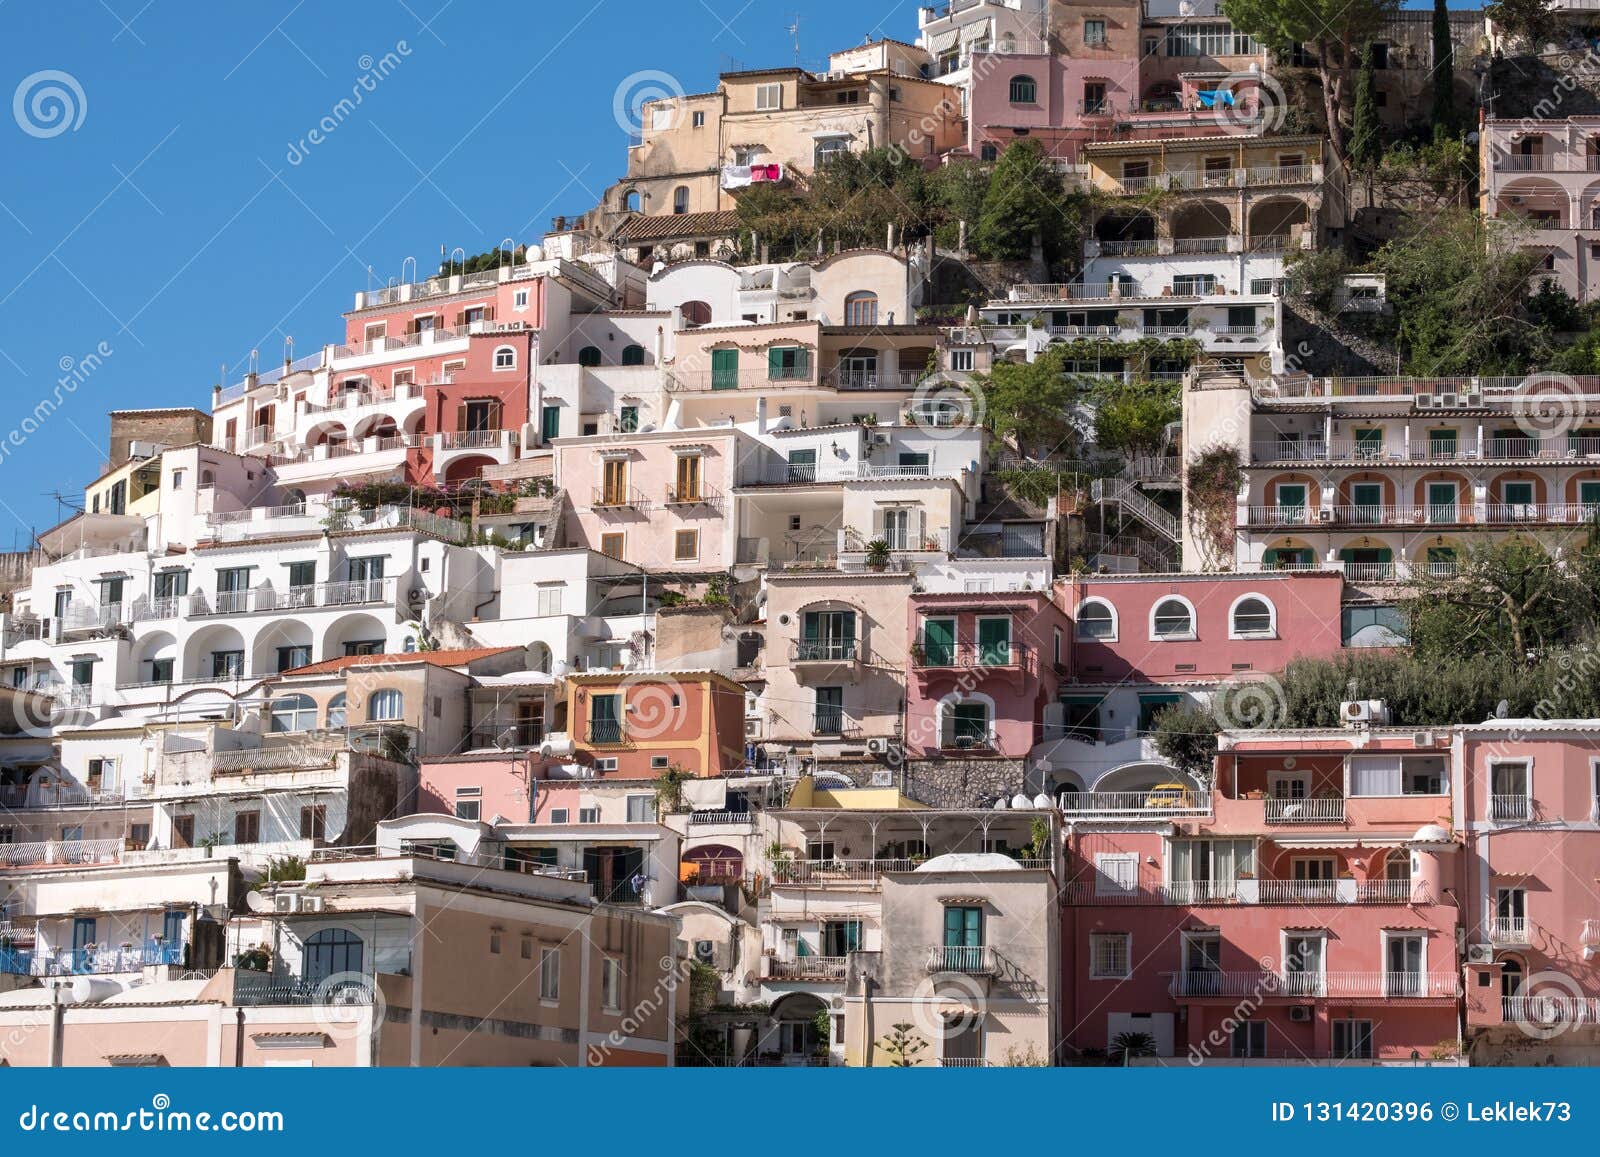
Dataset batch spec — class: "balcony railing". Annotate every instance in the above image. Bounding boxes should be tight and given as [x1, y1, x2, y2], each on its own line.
[438, 429, 507, 452]
[911, 641, 1029, 669]
[939, 1057, 990, 1067]
[939, 726, 999, 753]
[592, 486, 652, 513]
[0, 838, 124, 869]
[1490, 794, 1532, 822]
[586, 720, 627, 746]
[592, 879, 644, 905]
[232, 968, 379, 1006]
[1168, 970, 1458, 999]
[1488, 916, 1532, 945]
[1246, 503, 1600, 528]
[31, 943, 183, 976]
[1264, 797, 1345, 824]
[688, 810, 756, 828]
[189, 578, 393, 616]
[1504, 995, 1600, 1025]
[771, 858, 916, 886]
[926, 945, 998, 975]
[768, 955, 846, 981]
[792, 640, 860, 663]
[1058, 790, 1212, 819]
[665, 484, 724, 511]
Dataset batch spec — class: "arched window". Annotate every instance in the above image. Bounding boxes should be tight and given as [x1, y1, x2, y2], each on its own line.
[621, 344, 646, 366]
[303, 928, 364, 984]
[1009, 75, 1038, 104]
[325, 692, 347, 730]
[680, 300, 712, 328]
[1076, 598, 1117, 641]
[843, 291, 878, 326]
[673, 186, 690, 214]
[368, 688, 403, 722]
[577, 346, 603, 367]
[623, 189, 642, 212]
[493, 345, 516, 370]
[1151, 597, 1196, 640]
[269, 694, 317, 733]
[944, 698, 994, 750]
[1230, 594, 1276, 638]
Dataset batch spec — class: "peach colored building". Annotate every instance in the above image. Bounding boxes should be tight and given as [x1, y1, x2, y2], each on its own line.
[566, 670, 746, 779]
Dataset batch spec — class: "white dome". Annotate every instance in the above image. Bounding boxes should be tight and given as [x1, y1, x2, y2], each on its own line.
[916, 852, 1027, 873]
[1411, 823, 1450, 844]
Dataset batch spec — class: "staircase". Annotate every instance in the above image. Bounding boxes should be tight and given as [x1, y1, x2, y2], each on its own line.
[1090, 477, 1180, 542]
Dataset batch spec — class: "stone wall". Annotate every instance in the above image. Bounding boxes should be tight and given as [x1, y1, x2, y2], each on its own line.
[109, 409, 213, 468]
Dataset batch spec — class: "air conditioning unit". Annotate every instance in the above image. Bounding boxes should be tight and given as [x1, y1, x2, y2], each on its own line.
[1467, 943, 1496, 965]
[866, 737, 890, 755]
[1412, 730, 1435, 748]
[1340, 699, 1390, 725]
[272, 893, 297, 914]
[1464, 392, 1483, 407]
[297, 894, 325, 913]
[1288, 1005, 1313, 1022]
[1440, 392, 1459, 408]
[871, 432, 890, 445]
[1317, 508, 1336, 523]
[1416, 393, 1434, 408]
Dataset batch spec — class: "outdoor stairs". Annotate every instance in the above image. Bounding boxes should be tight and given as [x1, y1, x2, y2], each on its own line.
[1090, 477, 1180, 542]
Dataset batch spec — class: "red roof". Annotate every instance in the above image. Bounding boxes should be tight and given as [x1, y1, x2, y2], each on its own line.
[280, 647, 519, 678]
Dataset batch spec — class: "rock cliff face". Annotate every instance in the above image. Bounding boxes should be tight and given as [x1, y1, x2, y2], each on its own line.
[1283, 299, 1390, 377]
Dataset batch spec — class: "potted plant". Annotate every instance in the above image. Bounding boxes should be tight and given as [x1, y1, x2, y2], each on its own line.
[865, 538, 892, 571]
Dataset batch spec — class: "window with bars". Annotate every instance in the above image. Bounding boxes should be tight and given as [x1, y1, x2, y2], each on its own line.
[1089, 932, 1131, 978]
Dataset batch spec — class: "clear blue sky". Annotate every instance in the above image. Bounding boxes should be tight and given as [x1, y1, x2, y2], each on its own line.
[0, 0, 1471, 539]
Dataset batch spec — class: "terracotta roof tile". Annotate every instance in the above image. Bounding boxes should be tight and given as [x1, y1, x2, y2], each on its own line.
[613, 211, 741, 243]
[281, 646, 520, 677]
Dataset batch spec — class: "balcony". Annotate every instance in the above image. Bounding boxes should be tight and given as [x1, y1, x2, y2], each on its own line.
[1264, 797, 1345, 824]
[1490, 794, 1532, 823]
[811, 709, 860, 737]
[0, 838, 124, 870]
[938, 726, 1000, 754]
[1058, 790, 1212, 820]
[592, 486, 653, 514]
[593, 879, 644, 905]
[925, 945, 998, 975]
[790, 639, 863, 684]
[767, 955, 846, 981]
[189, 578, 395, 617]
[1245, 502, 1600, 530]
[824, 368, 924, 391]
[667, 368, 819, 393]
[1488, 916, 1532, 946]
[24, 942, 183, 977]
[911, 640, 1028, 670]
[1504, 995, 1600, 1027]
[0, 783, 125, 809]
[585, 720, 628, 747]
[465, 722, 545, 750]
[232, 968, 379, 1007]
[688, 810, 756, 829]
[1168, 970, 1459, 999]
[664, 484, 724, 513]
[771, 858, 916, 887]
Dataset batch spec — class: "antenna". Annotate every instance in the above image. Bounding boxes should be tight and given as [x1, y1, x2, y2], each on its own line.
[788, 15, 801, 65]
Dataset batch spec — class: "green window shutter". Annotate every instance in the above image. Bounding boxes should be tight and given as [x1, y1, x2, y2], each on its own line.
[711, 348, 738, 389]
[922, 618, 955, 665]
[977, 617, 1011, 664]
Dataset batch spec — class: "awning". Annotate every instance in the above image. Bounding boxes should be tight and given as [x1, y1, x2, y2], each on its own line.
[928, 29, 959, 54]
[1268, 835, 1406, 849]
[959, 21, 990, 45]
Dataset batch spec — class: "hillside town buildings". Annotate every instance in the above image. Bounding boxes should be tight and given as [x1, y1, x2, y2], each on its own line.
[4, 0, 1600, 1069]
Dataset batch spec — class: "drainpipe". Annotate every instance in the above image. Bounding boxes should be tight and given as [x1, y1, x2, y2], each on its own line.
[47, 983, 65, 1068]
[235, 1008, 245, 1067]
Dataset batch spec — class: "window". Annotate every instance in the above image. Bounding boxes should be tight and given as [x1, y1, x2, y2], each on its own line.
[1170, 839, 1253, 898]
[755, 83, 782, 110]
[276, 645, 311, 672]
[1151, 597, 1195, 640]
[233, 811, 261, 844]
[601, 958, 623, 1011]
[692, 110, 706, 128]
[578, 807, 600, 824]
[1231, 1021, 1268, 1058]
[1076, 598, 1116, 640]
[980, 142, 998, 162]
[946, 701, 992, 749]
[1089, 932, 1131, 979]
[455, 787, 482, 821]
[673, 186, 689, 214]
[514, 289, 529, 310]
[626, 794, 656, 822]
[621, 344, 646, 366]
[1230, 595, 1275, 638]
[843, 291, 878, 326]
[303, 928, 363, 984]
[674, 529, 699, 561]
[1009, 75, 1038, 103]
[600, 533, 624, 558]
[1491, 760, 1530, 821]
[1084, 18, 1106, 44]
[211, 650, 245, 679]
[540, 948, 560, 999]
[493, 346, 516, 369]
[680, 300, 712, 328]
[577, 346, 603, 367]
[1332, 1019, 1374, 1060]
[1348, 755, 1446, 796]
[269, 694, 317, 733]
[618, 405, 639, 433]
[950, 349, 974, 372]
[549, 808, 570, 824]
[300, 805, 327, 841]
[367, 688, 403, 722]
[674, 453, 702, 501]
[822, 919, 861, 956]
[326, 693, 347, 729]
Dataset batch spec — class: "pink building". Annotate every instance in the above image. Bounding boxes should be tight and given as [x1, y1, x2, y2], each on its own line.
[906, 590, 1069, 758]
[1062, 728, 1463, 1064]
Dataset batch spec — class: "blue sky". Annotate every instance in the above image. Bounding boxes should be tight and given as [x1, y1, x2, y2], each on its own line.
[0, 0, 1468, 536]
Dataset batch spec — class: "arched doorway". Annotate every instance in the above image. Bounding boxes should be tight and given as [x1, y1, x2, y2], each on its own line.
[769, 992, 827, 1064]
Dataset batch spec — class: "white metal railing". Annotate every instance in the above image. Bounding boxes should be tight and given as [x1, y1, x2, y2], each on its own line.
[189, 578, 393, 616]
[1504, 995, 1600, 1025]
[438, 429, 507, 451]
[1057, 790, 1211, 818]
[1168, 970, 1457, 998]
[1488, 916, 1531, 944]
[688, 810, 756, 827]
[1490, 793, 1532, 822]
[770, 858, 915, 886]
[1063, 880, 1238, 905]
[1251, 880, 1345, 904]
[0, 838, 124, 869]
[1264, 797, 1345, 823]
[925, 945, 997, 975]
[767, 955, 846, 981]
[207, 501, 309, 525]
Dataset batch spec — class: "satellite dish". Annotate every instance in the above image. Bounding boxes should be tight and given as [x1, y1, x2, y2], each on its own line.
[993, 797, 1008, 809]
[1010, 793, 1030, 809]
[1032, 792, 1053, 808]
[244, 890, 271, 913]
[1495, 699, 1510, 719]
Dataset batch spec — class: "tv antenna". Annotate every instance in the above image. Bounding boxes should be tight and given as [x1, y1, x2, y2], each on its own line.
[787, 15, 800, 65]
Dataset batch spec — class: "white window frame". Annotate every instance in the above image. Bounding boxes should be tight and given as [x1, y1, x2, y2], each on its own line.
[1075, 596, 1118, 641]
[367, 688, 404, 722]
[578, 806, 601, 824]
[513, 289, 529, 311]
[755, 83, 783, 111]
[949, 349, 974, 372]
[1379, 929, 1428, 996]
[539, 947, 560, 1001]
[1088, 932, 1131, 979]
[493, 345, 517, 371]
[601, 957, 624, 1011]
[1149, 595, 1197, 641]
[1227, 592, 1277, 639]
[1279, 929, 1328, 983]
[1487, 755, 1533, 822]
[625, 793, 656, 823]
[1094, 851, 1138, 896]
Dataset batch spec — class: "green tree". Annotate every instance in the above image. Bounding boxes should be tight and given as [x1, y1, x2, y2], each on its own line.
[877, 1022, 929, 1067]
[1222, 0, 1401, 164]
[1349, 42, 1381, 170]
[1111, 1031, 1158, 1066]
[973, 138, 1080, 264]
[1151, 704, 1220, 782]
[1431, 0, 1457, 135]
[1485, 0, 1556, 48]
[1093, 382, 1179, 456]
[975, 347, 1085, 460]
